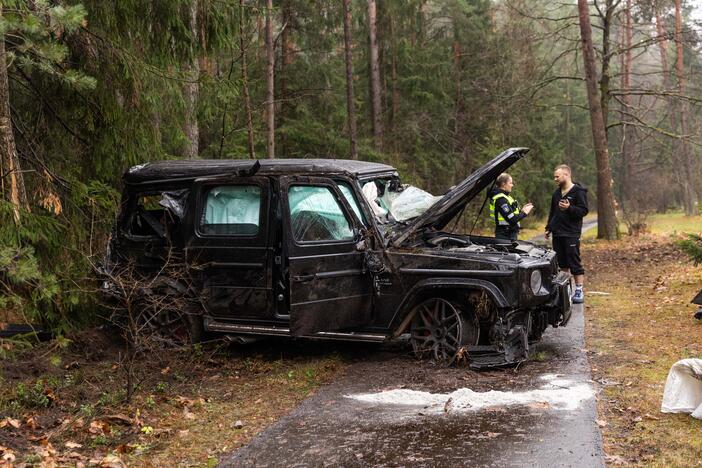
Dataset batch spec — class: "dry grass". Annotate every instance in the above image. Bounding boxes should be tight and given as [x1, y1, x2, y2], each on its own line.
[585, 235, 702, 466]
[582, 211, 702, 240]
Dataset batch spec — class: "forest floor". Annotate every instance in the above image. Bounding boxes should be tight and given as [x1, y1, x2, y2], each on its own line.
[1, 218, 701, 466]
[0, 333, 351, 466]
[585, 234, 702, 466]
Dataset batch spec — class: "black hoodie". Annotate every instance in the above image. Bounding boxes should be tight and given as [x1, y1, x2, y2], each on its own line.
[546, 183, 589, 237]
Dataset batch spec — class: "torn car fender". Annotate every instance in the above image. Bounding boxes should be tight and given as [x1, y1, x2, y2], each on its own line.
[389, 277, 509, 337]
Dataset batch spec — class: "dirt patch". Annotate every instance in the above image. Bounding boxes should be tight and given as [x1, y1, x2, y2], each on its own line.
[0, 330, 347, 466]
[584, 235, 702, 466]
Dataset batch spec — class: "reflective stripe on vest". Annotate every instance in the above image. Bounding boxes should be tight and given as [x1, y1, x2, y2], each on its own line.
[489, 193, 520, 227]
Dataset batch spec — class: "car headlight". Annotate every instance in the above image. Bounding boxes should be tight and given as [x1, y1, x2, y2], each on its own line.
[530, 270, 542, 294]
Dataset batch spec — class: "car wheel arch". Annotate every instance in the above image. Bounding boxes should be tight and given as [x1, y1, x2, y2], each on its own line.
[389, 278, 508, 337]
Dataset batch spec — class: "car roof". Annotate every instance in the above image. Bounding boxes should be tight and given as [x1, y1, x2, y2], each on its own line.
[123, 158, 397, 184]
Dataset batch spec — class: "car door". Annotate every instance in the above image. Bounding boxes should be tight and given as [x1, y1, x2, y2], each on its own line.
[185, 176, 273, 320]
[281, 176, 373, 336]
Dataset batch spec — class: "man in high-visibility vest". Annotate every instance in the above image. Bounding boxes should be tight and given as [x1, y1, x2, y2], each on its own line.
[488, 173, 533, 241]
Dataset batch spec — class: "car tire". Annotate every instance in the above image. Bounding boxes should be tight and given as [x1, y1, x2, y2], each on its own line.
[409, 297, 480, 365]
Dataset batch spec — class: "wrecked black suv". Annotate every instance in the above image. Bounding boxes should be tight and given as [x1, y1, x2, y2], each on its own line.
[102, 148, 572, 368]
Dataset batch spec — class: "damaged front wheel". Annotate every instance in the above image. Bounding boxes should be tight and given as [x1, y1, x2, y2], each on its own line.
[409, 297, 479, 365]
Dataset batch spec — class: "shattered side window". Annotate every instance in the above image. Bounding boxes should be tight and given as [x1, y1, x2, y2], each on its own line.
[201, 185, 261, 236]
[129, 193, 170, 237]
[288, 185, 353, 242]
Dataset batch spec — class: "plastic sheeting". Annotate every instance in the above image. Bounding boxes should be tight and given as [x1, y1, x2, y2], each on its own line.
[661, 358, 702, 419]
[158, 189, 189, 220]
[288, 186, 353, 242]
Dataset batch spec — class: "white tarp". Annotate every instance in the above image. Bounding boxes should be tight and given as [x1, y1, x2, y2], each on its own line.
[661, 358, 702, 419]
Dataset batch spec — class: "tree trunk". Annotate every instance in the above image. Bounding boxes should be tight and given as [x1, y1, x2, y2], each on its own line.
[674, 0, 697, 215]
[240, 0, 255, 159]
[598, 0, 615, 130]
[655, 2, 685, 199]
[564, 78, 573, 167]
[279, 0, 292, 156]
[0, 8, 28, 223]
[577, 0, 619, 239]
[182, 0, 200, 159]
[265, 0, 275, 159]
[655, 5, 671, 91]
[452, 38, 463, 147]
[389, 15, 399, 137]
[620, 0, 634, 209]
[367, 0, 382, 151]
[342, 0, 358, 160]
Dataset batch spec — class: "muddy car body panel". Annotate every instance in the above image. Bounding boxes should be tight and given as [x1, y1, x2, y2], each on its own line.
[104, 150, 571, 367]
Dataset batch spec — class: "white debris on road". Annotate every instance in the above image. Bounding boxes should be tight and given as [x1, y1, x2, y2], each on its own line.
[346, 374, 594, 413]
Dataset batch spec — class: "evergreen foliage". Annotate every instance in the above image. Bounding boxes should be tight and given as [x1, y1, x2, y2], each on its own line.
[0, 0, 700, 330]
[677, 233, 702, 265]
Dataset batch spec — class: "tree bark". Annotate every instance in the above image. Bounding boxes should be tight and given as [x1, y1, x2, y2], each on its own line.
[240, 0, 255, 159]
[389, 15, 399, 137]
[342, 0, 358, 160]
[367, 0, 382, 151]
[620, 0, 634, 209]
[673, 0, 697, 215]
[279, 0, 292, 156]
[564, 78, 573, 167]
[182, 0, 200, 159]
[655, 2, 685, 199]
[655, 5, 671, 90]
[577, 0, 619, 239]
[598, 0, 615, 130]
[265, 0, 275, 159]
[0, 7, 28, 223]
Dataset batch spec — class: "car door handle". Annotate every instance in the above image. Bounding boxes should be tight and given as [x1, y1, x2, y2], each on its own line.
[292, 274, 316, 283]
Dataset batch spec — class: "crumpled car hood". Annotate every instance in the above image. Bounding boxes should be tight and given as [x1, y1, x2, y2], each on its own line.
[389, 147, 529, 247]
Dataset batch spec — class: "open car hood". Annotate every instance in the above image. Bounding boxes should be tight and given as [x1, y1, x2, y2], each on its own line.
[389, 147, 529, 247]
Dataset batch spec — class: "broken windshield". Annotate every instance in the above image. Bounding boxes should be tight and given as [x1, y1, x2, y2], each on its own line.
[361, 178, 441, 223]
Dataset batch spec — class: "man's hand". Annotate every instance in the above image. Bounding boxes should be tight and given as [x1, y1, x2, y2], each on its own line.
[545, 229, 551, 240]
[522, 202, 534, 215]
[558, 198, 570, 211]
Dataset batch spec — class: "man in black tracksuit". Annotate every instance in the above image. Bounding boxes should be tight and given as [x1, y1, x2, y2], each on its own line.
[545, 164, 588, 304]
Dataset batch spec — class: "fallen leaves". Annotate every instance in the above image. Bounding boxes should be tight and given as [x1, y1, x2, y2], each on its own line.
[604, 454, 627, 465]
[527, 401, 551, 410]
[25, 416, 39, 430]
[0, 418, 21, 429]
[586, 235, 702, 466]
[89, 419, 111, 435]
[88, 453, 126, 468]
[0, 446, 16, 464]
[101, 414, 134, 426]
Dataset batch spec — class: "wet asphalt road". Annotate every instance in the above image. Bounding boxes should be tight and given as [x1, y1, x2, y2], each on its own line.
[220, 303, 604, 468]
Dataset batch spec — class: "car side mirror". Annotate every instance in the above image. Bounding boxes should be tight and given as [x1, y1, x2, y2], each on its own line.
[354, 228, 368, 251]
